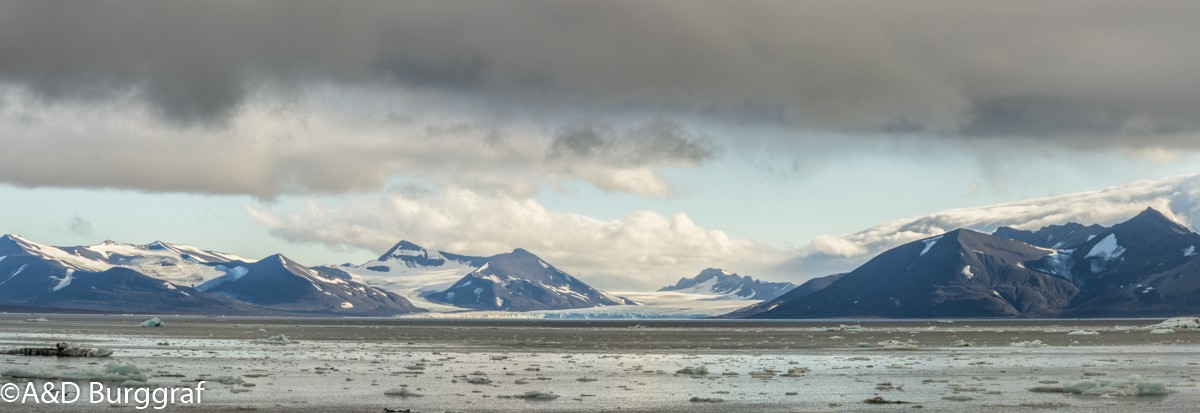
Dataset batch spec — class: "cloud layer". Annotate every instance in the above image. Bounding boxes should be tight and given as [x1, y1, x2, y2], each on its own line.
[247, 187, 783, 290]
[4, 1, 1200, 138]
[782, 173, 1200, 279]
[0, 88, 709, 197]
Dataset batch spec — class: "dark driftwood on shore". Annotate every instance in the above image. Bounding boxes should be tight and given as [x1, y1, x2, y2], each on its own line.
[1, 342, 112, 357]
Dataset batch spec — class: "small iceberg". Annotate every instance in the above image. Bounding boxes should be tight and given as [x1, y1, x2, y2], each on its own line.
[139, 317, 164, 328]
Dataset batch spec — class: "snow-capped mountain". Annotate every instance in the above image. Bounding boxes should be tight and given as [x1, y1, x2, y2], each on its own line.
[197, 254, 424, 316]
[0, 235, 246, 288]
[424, 248, 635, 311]
[0, 235, 270, 314]
[314, 240, 486, 312]
[714, 273, 845, 319]
[658, 268, 796, 300]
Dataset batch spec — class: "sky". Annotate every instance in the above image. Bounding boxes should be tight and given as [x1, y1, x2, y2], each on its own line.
[3, 1, 1200, 290]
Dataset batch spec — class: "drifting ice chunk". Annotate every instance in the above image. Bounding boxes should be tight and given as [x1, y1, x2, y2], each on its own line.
[465, 377, 492, 384]
[1009, 340, 1048, 347]
[139, 317, 164, 327]
[1150, 329, 1176, 334]
[512, 391, 559, 399]
[676, 366, 709, 375]
[254, 335, 299, 344]
[1067, 330, 1099, 335]
[2, 342, 112, 357]
[1148, 317, 1200, 330]
[23, 318, 49, 322]
[1063, 375, 1171, 397]
[1, 363, 146, 382]
[384, 388, 422, 397]
[950, 340, 974, 347]
[211, 376, 245, 385]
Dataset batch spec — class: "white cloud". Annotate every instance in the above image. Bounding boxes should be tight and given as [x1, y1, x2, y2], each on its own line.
[246, 187, 786, 290]
[782, 172, 1200, 279]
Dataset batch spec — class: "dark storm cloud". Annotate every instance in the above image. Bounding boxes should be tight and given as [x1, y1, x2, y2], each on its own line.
[2, 0, 1199, 139]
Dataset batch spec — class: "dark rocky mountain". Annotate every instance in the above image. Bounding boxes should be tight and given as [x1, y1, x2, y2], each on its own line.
[197, 254, 423, 316]
[712, 273, 844, 319]
[424, 249, 634, 311]
[658, 268, 796, 300]
[741, 229, 1081, 318]
[730, 207, 1200, 319]
[993, 222, 1108, 249]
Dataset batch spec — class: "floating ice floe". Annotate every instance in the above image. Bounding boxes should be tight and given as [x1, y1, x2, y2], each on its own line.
[254, 334, 299, 344]
[1147, 317, 1200, 330]
[211, 376, 245, 385]
[505, 391, 558, 399]
[1, 363, 146, 382]
[465, 377, 492, 384]
[950, 340, 974, 347]
[23, 318, 49, 322]
[1009, 340, 1048, 347]
[1063, 375, 1172, 397]
[1067, 330, 1100, 335]
[1150, 329, 1176, 334]
[384, 388, 422, 397]
[675, 366, 708, 375]
[780, 367, 809, 377]
[139, 317, 164, 327]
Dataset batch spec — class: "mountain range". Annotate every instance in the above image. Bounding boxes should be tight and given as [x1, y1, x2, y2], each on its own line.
[0, 234, 638, 315]
[658, 268, 796, 300]
[730, 208, 1200, 319]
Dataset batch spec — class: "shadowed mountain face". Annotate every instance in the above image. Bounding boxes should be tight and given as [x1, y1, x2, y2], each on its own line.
[658, 268, 796, 300]
[993, 222, 1108, 249]
[733, 207, 1200, 319]
[424, 249, 633, 311]
[743, 229, 1081, 319]
[197, 254, 423, 316]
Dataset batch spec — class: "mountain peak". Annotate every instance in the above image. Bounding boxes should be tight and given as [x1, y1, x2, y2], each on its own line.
[1119, 207, 1191, 235]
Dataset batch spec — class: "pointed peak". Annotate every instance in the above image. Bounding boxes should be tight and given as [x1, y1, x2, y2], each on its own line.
[1121, 207, 1190, 233]
[392, 240, 425, 251]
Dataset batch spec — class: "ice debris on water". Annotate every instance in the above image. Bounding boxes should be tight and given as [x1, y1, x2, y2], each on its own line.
[1067, 330, 1099, 335]
[869, 340, 919, 350]
[384, 388, 422, 397]
[1150, 329, 1175, 334]
[23, 318, 49, 322]
[139, 317, 164, 327]
[950, 340, 974, 347]
[465, 377, 492, 384]
[1062, 375, 1172, 397]
[2, 363, 146, 382]
[254, 334, 299, 344]
[1009, 339, 1048, 347]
